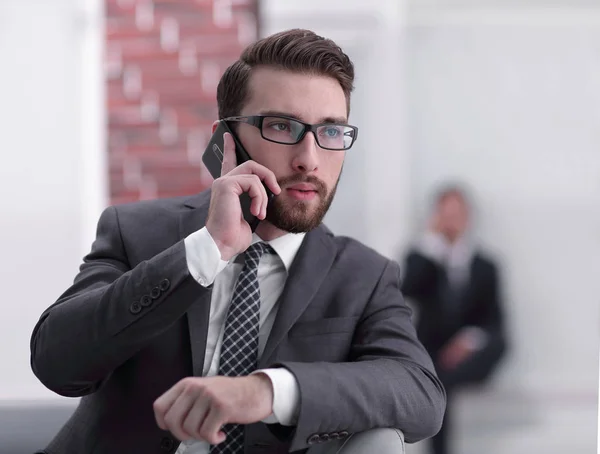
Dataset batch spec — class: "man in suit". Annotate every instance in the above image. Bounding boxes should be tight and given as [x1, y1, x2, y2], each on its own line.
[30, 29, 445, 454]
[401, 185, 507, 454]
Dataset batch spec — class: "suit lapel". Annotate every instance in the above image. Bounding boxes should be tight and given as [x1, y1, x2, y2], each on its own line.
[259, 225, 336, 368]
[179, 191, 212, 377]
[177, 191, 337, 372]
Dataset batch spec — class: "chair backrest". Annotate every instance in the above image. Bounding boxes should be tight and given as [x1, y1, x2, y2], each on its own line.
[306, 428, 405, 454]
[0, 402, 77, 453]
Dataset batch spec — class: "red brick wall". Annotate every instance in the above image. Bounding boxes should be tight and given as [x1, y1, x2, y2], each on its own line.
[105, 0, 259, 205]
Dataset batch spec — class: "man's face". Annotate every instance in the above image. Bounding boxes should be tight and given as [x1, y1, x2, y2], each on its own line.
[235, 67, 348, 233]
[437, 193, 469, 242]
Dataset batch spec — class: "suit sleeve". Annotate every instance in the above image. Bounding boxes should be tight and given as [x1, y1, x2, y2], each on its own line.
[400, 250, 443, 301]
[477, 262, 505, 336]
[470, 262, 508, 369]
[275, 260, 446, 451]
[30, 206, 208, 397]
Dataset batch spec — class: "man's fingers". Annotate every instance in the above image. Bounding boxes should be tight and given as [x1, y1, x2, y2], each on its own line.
[198, 407, 227, 445]
[214, 130, 279, 222]
[153, 381, 186, 430]
[233, 175, 268, 218]
[221, 132, 238, 176]
[227, 160, 281, 196]
[163, 392, 195, 441]
[182, 399, 211, 440]
[218, 131, 281, 196]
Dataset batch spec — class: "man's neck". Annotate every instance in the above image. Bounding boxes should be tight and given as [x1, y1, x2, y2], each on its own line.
[255, 221, 289, 241]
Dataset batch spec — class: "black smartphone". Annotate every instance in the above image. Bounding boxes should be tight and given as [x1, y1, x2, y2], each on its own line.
[202, 120, 274, 232]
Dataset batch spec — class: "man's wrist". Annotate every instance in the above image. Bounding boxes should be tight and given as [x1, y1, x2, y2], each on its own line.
[248, 373, 274, 419]
[212, 238, 237, 262]
[205, 225, 237, 262]
[250, 372, 274, 394]
[252, 368, 300, 426]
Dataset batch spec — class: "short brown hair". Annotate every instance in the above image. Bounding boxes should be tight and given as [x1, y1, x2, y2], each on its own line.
[216, 29, 355, 119]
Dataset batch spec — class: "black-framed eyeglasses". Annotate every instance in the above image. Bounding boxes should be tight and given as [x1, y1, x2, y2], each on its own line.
[223, 115, 358, 151]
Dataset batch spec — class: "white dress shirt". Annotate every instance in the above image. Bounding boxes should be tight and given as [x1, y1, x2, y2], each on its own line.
[177, 227, 305, 454]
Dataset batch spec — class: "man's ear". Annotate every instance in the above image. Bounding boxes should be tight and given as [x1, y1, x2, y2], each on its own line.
[211, 120, 220, 134]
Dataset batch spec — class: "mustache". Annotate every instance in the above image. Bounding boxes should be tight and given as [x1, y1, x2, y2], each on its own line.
[277, 174, 328, 196]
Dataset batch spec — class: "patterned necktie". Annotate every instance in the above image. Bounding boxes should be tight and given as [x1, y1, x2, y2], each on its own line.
[209, 242, 273, 454]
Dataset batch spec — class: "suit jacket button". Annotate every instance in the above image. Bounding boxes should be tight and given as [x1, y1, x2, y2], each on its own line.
[330, 432, 340, 439]
[141, 295, 153, 307]
[130, 301, 142, 314]
[307, 434, 321, 445]
[159, 279, 171, 291]
[150, 287, 161, 299]
[338, 431, 349, 438]
[160, 436, 175, 451]
[321, 434, 331, 442]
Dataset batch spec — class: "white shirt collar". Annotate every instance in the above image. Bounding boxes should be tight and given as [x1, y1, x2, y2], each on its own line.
[251, 232, 306, 272]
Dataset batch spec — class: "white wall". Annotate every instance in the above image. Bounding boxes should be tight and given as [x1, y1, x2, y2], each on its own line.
[0, 0, 106, 401]
[406, 6, 600, 399]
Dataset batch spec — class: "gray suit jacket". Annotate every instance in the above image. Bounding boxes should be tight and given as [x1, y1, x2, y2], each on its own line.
[30, 191, 445, 454]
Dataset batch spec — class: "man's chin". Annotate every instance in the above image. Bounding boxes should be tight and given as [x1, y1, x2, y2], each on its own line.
[266, 204, 322, 234]
[265, 187, 335, 234]
[280, 191, 320, 206]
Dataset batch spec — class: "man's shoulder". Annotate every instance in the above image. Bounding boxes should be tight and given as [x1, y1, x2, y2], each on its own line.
[98, 191, 210, 235]
[324, 229, 395, 276]
[111, 193, 201, 213]
[109, 191, 209, 218]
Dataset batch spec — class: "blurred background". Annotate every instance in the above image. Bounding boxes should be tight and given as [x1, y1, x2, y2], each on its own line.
[0, 0, 598, 453]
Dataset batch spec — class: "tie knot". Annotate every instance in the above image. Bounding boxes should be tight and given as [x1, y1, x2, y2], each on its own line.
[243, 242, 274, 268]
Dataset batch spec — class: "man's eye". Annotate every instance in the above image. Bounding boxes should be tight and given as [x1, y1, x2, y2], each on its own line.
[269, 122, 290, 131]
[323, 127, 340, 137]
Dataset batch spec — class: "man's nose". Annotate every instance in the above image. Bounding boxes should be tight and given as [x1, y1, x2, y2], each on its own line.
[291, 132, 319, 173]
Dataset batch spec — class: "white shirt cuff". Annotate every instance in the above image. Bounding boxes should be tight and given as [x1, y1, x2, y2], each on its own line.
[252, 368, 300, 426]
[184, 227, 229, 287]
[417, 231, 450, 264]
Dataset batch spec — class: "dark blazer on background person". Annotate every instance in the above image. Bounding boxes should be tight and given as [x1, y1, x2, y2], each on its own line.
[30, 190, 445, 454]
[401, 250, 507, 388]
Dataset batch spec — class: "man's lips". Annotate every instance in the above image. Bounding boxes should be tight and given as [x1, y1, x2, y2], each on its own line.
[287, 183, 317, 192]
[285, 184, 319, 201]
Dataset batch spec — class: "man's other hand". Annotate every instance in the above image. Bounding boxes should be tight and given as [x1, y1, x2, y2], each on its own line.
[153, 374, 274, 445]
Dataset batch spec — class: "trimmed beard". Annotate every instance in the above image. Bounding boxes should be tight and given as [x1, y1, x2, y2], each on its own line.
[266, 174, 339, 233]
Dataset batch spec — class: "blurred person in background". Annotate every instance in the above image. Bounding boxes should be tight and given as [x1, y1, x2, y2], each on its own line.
[401, 184, 507, 454]
[29, 29, 444, 454]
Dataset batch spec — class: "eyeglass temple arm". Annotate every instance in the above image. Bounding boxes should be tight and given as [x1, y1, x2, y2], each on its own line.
[223, 116, 261, 127]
